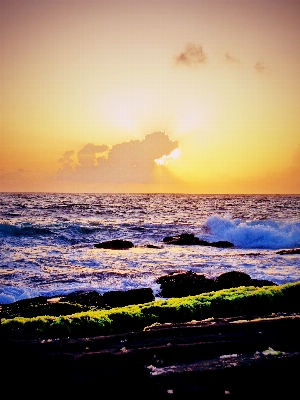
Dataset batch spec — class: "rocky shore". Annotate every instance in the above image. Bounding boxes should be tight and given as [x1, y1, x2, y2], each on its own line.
[1, 312, 299, 398]
[1, 268, 300, 398]
[0, 270, 277, 320]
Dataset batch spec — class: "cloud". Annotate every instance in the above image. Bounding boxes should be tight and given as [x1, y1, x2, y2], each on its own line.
[77, 143, 108, 168]
[254, 62, 266, 72]
[58, 150, 74, 164]
[57, 131, 180, 185]
[174, 43, 207, 67]
[225, 51, 239, 63]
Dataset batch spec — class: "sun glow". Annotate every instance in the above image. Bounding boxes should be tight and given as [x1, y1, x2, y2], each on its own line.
[97, 89, 157, 132]
[154, 148, 181, 166]
[176, 102, 210, 134]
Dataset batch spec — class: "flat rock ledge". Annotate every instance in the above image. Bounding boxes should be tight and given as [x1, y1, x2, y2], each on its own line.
[1, 312, 299, 399]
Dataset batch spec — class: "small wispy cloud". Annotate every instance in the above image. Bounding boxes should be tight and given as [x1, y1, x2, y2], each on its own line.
[174, 43, 207, 67]
[254, 62, 266, 72]
[225, 51, 239, 63]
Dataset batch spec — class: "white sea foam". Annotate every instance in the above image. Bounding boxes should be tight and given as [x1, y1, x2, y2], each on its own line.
[0, 193, 299, 303]
[204, 216, 300, 249]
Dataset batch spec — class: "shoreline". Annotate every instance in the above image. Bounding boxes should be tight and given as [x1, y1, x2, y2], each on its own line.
[1, 311, 299, 398]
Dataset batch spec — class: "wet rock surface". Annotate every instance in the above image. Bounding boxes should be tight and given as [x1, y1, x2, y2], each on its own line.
[162, 233, 234, 248]
[1, 313, 299, 399]
[94, 239, 134, 249]
[156, 270, 276, 298]
[1, 271, 277, 318]
[276, 248, 300, 255]
[0, 288, 155, 319]
[102, 288, 155, 308]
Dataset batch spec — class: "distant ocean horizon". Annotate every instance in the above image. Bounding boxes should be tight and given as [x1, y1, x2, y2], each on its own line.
[1, 192, 299, 304]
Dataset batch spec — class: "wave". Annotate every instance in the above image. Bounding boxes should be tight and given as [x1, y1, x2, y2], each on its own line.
[0, 223, 52, 237]
[0, 286, 41, 304]
[203, 216, 300, 249]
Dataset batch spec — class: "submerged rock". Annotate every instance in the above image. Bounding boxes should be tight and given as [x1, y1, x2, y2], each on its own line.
[276, 248, 300, 255]
[162, 233, 234, 248]
[163, 233, 203, 245]
[210, 240, 234, 248]
[143, 244, 163, 249]
[94, 239, 134, 249]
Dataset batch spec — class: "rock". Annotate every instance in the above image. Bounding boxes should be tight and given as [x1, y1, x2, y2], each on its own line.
[143, 244, 163, 249]
[210, 240, 234, 248]
[276, 248, 300, 255]
[0, 296, 89, 319]
[0, 288, 156, 319]
[94, 239, 134, 249]
[156, 270, 277, 298]
[102, 288, 155, 307]
[163, 233, 203, 245]
[156, 271, 216, 298]
[59, 290, 108, 308]
[250, 279, 277, 287]
[1, 313, 299, 398]
[162, 233, 234, 248]
[215, 271, 252, 289]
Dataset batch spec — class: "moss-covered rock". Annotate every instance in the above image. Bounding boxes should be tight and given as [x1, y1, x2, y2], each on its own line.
[1, 281, 299, 339]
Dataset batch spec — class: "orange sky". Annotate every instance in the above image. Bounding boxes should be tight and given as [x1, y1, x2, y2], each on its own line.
[1, 0, 300, 193]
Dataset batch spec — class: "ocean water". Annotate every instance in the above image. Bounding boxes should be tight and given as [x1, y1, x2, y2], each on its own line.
[0, 193, 300, 304]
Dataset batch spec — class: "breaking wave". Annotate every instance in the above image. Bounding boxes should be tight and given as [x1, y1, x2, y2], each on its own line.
[204, 216, 300, 249]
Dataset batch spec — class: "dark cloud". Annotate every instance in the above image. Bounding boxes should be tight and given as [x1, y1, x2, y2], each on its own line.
[254, 62, 266, 72]
[57, 131, 180, 184]
[174, 43, 207, 67]
[225, 51, 239, 63]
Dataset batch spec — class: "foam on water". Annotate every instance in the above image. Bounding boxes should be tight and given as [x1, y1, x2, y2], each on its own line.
[1, 193, 299, 303]
[204, 216, 300, 249]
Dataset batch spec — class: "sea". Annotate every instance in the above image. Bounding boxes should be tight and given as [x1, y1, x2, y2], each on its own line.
[0, 193, 300, 304]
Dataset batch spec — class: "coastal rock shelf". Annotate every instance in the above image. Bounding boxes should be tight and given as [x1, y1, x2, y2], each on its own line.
[1, 313, 299, 398]
[0, 271, 276, 319]
[156, 270, 276, 298]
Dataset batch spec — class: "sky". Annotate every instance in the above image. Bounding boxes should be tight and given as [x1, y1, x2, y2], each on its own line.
[1, 0, 300, 194]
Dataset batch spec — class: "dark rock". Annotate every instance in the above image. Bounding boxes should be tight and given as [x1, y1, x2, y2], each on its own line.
[162, 233, 234, 248]
[102, 288, 155, 308]
[143, 244, 163, 249]
[156, 270, 277, 298]
[250, 279, 277, 287]
[1, 313, 299, 398]
[59, 290, 108, 308]
[156, 271, 216, 298]
[163, 233, 202, 245]
[215, 271, 252, 289]
[210, 240, 234, 248]
[0, 296, 89, 319]
[1, 288, 156, 319]
[94, 239, 134, 249]
[276, 248, 300, 255]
